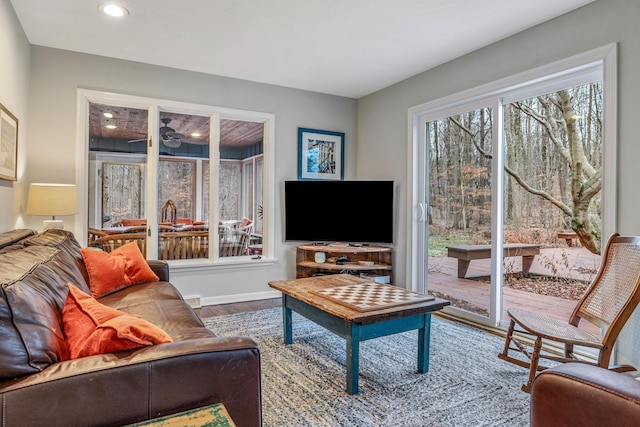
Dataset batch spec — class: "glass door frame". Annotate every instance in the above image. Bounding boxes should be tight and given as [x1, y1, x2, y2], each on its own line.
[413, 97, 504, 326]
[407, 44, 617, 328]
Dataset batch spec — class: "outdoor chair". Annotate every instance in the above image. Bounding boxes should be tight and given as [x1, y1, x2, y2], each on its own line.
[220, 230, 249, 257]
[238, 218, 254, 235]
[87, 227, 108, 246]
[161, 200, 177, 224]
[498, 233, 640, 392]
[91, 232, 147, 254]
[158, 231, 209, 260]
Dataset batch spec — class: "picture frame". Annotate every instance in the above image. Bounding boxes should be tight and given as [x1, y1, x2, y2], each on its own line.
[0, 103, 18, 181]
[298, 127, 344, 180]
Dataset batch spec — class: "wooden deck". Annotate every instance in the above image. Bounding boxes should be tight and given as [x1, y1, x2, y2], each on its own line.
[428, 246, 601, 335]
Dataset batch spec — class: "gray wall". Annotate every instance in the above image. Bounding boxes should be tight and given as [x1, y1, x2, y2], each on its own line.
[357, 0, 639, 365]
[25, 46, 357, 303]
[0, 0, 30, 230]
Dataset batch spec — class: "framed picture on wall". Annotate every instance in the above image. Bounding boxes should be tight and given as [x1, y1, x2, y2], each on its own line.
[0, 103, 18, 181]
[298, 127, 344, 180]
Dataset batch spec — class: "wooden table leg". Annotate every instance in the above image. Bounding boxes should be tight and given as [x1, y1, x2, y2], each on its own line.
[457, 259, 471, 278]
[346, 323, 360, 395]
[417, 313, 431, 373]
[522, 255, 535, 276]
[283, 295, 292, 345]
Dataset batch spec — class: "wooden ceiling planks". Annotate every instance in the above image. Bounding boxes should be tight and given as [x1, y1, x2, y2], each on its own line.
[89, 104, 263, 147]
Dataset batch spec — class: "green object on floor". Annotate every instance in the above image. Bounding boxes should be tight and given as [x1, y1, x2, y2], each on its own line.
[125, 403, 235, 427]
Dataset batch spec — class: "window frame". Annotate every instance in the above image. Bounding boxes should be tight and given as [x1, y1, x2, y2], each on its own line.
[76, 90, 276, 267]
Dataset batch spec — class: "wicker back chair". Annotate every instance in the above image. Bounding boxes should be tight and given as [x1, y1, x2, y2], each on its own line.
[498, 233, 640, 392]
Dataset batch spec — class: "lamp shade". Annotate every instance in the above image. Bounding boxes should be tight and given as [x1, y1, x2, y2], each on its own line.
[27, 183, 79, 217]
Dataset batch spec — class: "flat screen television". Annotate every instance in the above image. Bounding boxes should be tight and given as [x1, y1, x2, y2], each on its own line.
[284, 180, 394, 244]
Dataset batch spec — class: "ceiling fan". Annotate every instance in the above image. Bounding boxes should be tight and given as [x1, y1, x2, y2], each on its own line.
[158, 117, 185, 148]
[128, 118, 206, 148]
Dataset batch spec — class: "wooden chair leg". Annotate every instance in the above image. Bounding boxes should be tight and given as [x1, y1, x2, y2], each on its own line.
[500, 319, 516, 357]
[522, 336, 542, 393]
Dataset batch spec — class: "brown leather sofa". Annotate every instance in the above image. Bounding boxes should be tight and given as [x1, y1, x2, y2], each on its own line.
[0, 229, 261, 427]
[531, 363, 640, 427]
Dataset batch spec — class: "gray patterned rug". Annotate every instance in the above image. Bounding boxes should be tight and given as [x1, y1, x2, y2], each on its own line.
[203, 308, 530, 426]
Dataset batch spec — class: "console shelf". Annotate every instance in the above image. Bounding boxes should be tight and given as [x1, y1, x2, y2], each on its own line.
[296, 244, 394, 284]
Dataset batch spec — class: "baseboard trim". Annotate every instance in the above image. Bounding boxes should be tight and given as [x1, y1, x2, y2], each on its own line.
[201, 290, 281, 307]
[183, 295, 202, 309]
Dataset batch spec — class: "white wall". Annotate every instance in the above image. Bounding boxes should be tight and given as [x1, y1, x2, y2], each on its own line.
[0, 0, 30, 230]
[357, 0, 640, 366]
[26, 46, 357, 304]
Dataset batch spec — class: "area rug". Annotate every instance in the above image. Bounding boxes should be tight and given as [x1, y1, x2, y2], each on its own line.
[203, 308, 531, 426]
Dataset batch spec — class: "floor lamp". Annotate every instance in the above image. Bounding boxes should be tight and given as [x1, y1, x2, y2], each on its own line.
[27, 183, 78, 230]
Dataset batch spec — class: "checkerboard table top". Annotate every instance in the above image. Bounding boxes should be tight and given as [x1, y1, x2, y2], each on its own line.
[310, 282, 434, 312]
[269, 274, 448, 322]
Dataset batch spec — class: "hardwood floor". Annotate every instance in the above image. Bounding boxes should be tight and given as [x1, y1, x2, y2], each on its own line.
[196, 298, 281, 318]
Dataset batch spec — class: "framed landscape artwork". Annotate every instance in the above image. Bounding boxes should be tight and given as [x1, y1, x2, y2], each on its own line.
[0, 103, 18, 181]
[298, 127, 344, 180]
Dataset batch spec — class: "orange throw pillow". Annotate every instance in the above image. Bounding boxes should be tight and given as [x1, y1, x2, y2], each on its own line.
[80, 242, 159, 298]
[63, 284, 172, 359]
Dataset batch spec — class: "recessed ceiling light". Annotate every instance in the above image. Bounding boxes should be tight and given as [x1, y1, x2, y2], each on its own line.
[103, 112, 113, 118]
[105, 124, 117, 129]
[99, 3, 129, 18]
[191, 133, 201, 137]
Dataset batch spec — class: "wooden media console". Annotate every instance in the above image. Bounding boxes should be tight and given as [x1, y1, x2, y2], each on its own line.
[296, 244, 393, 284]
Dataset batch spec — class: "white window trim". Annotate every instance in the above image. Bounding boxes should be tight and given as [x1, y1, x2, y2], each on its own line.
[406, 44, 617, 326]
[75, 89, 276, 267]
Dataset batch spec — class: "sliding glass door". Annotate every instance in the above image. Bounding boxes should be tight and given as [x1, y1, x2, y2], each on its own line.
[410, 46, 615, 328]
[425, 106, 496, 320]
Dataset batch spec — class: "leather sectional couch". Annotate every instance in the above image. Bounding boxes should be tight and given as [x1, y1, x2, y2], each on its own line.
[0, 229, 261, 426]
[531, 363, 640, 427]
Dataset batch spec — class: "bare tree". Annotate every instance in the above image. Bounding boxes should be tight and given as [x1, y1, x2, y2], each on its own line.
[449, 84, 603, 253]
[509, 88, 602, 253]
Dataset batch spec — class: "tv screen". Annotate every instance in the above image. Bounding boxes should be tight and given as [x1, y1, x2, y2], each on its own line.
[284, 180, 394, 244]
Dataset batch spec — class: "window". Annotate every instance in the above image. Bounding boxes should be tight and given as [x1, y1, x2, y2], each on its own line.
[158, 158, 196, 221]
[80, 92, 274, 264]
[101, 161, 144, 226]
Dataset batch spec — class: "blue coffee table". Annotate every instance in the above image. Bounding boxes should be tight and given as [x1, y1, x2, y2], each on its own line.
[268, 274, 450, 394]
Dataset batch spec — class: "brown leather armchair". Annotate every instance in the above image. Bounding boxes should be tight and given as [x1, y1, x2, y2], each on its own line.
[531, 363, 640, 427]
